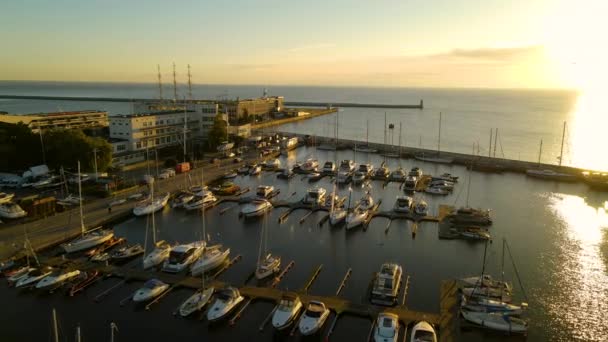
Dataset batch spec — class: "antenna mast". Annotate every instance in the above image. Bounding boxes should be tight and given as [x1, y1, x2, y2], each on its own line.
[187, 64, 193, 102]
[172, 62, 178, 102]
[157, 64, 163, 101]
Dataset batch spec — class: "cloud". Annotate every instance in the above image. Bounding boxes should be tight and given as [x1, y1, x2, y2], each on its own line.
[230, 63, 277, 71]
[287, 43, 335, 52]
[436, 45, 543, 62]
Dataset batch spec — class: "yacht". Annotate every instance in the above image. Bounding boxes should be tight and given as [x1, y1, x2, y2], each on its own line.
[262, 159, 281, 170]
[0, 203, 27, 219]
[460, 310, 527, 333]
[345, 207, 369, 229]
[183, 191, 217, 211]
[7, 266, 35, 286]
[336, 171, 351, 184]
[179, 287, 215, 317]
[171, 191, 195, 208]
[429, 180, 454, 190]
[132, 192, 170, 216]
[249, 164, 262, 175]
[162, 241, 205, 273]
[358, 163, 374, 176]
[142, 241, 171, 269]
[408, 167, 423, 178]
[323, 193, 341, 209]
[35, 269, 81, 290]
[62, 228, 114, 254]
[15, 266, 54, 288]
[207, 287, 244, 321]
[322, 161, 336, 174]
[56, 194, 82, 207]
[373, 165, 390, 180]
[132, 279, 169, 302]
[410, 321, 437, 342]
[281, 137, 299, 151]
[110, 244, 144, 262]
[0, 192, 15, 204]
[300, 158, 319, 172]
[298, 301, 330, 335]
[240, 199, 272, 218]
[389, 167, 406, 182]
[425, 187, 449, 195]
[459, 227, 491, 241]
[374, 313, 399, 342]
[526, 169, 577, 182]
[352, 171, 367, 184]
[403, 176, 418, 192]
[256, 185, 275, 199]
[433, 173, 459, 183]
[303, 187, 326, 205]
[414, 200, 428, 216]
[272, 294, 303, 330]
[339, 159, 356, 173]
[393, 196, 413, 213]
[277, 168, 294, 179]
[191, 245, 230, 276]
[370, 263, 403, 306]
[359, 192, 375, 211]
[255, 253, 281, 280]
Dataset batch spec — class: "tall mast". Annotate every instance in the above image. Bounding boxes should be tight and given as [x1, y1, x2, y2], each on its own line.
[437, 112, 442, 155]
[183, 100, 187, 163]
[366, 119, 369, 146]
[538, 138, 543, 165]
[488, 128, 493, 158]
[75, 324, 81, 342]
[187, 64, 193, 102]
[559, 121, 566, 166]
[257, 213, 266, 268]
[466, 165, 472, 208]
[172, 62, 178, 102]
[151, 181, 156, 244]
[493, 128, 498, 158]
[77, 161, 84, 236]
[399, 122, 402, 163]
[52, 308, 59, 342]
[157, 64, 163, 101]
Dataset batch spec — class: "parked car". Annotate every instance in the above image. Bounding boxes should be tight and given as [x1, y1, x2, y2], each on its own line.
[233, 157, 243, 164]
[161, 168, 176, 177]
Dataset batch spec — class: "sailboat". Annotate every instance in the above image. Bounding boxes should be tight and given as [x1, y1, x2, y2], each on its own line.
[142, 182, 171, 269]
[353, 119, 378, 153]
[525, 121, 577, 182]
[255, 215, 281, 280]
[179, 224, 215, 317]
[415, 112, 454, 164]
[329, 183, 346, 225]
[61, 162, 114, 253]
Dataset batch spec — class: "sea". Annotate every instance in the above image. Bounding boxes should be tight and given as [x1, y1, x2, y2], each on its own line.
[0, 81, 606, 341]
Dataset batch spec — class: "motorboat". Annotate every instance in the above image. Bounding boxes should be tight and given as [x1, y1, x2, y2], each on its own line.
[223, 171, 238, 179]
[389, 168, 406, 182]
[359, 192, 375, 211]
[300, 158, 319, 172]
[298, 300, 330, 335]
[307, 172, 323, 182]
[339, 159, 356, 173]
[132, 279, 169, 302]
[322, 161, 336, 174]
[7, 266, 35, 286]
[370, 263, 403, 306]
[526, 169, 577, 182]
[329, 208, 347, 225]
[336, 171, 351, 184]
[213, 182, 241, 196]
[35, 269, 81, 290]
[62, 228, 114, 254]
[460, 310, 527, 333]
[249, 165, 262, 175]
[345, 207, 369, 230]
[184, 191, 217, 211]
[410, 321, 437, 342]
[393, 196, 413, 213]
[281, 137, 299, 151]
[256, 185, 274, 199]
[414, 200, 428, 216]
[191, 246, 230, 276]
[262, 159, 281, 170]
[403, 176, 418, 192]
[461, 296, 526, 315]
[0, 203, 27, 219]
[56, 194, 81, 207]
[352, 171, 367, 184]
[85, 237, 123, 258]
[373, 165, 390, 180]
[358, 163, 374, 176]
[272, 294, 303, 330]
[255, 253, 281, 280]
[408, 167, 423, 178]
[162, 241, 206, 273]
[0, 192, 15, 204]
[171, 191, 195, 208]
[15, 266, 53, 288]
[303, 187, 326, 205]
[143, 241, 172, 269]
[237, 165, 250, 174]
[189, 185, 208, 194]
[240, 199, 272, 218]
[429, 180, 454, 190]
[32, 175, 59, 189]
[433, 173, 459, 183]
[206, 287, 244, 321]
[459, 227, 491, 241]
[111, 244, 144, 262]
[132, 192, 170, 216]
[277, 168, 294, 179]
[425, 187, 449, 195]
[374, 312, 399, 342]
[179, 287, 215, 317]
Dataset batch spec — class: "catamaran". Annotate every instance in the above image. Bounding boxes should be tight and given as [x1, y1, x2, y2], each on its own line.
[61, 161, 114, 253]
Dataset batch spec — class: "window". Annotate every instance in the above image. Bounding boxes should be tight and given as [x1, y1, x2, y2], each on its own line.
[117, 144, 126, 151]
[136, 142, 142, 149]
[156, 138, 160, 145]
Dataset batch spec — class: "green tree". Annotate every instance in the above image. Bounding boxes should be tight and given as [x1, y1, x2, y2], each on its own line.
[207, 114, 228, 150]
[0, 122, 42, 171]
[44, 129, 112, 172]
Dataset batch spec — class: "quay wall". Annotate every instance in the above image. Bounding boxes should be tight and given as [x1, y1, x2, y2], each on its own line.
[250, 108, 337, 130]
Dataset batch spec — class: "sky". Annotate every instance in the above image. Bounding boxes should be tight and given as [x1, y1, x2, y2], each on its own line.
[0, 0, 606, 89]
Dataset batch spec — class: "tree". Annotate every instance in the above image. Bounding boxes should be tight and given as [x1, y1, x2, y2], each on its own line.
[0, 122, 42, 171]
[207, 114, 228, 150]
[44, 129, 113, 172]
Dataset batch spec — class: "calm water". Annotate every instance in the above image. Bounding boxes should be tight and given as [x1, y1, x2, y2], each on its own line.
[1, 147, 607, 341]
[2, 81, 607, 171]
[1, 82, 607, 341]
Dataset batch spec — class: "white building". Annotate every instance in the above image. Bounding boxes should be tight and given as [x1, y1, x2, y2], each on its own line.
[109, 103, 218, 166]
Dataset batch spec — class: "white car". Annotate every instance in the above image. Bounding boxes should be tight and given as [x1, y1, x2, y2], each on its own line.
[161, 168, 176, 177]
[158, 172, 171, 180]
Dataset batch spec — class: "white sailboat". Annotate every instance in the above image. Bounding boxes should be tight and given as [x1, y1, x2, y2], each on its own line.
[132, 192, 169, 216]
[460, 310, 527, 333]
[190, 196, 230, 276]
[353, 119, 378, 153]
[142, 182, 171, 269]
[61, 161, 114, 253]
[255, 215, 281, 280]
[329, 184, 346, 225]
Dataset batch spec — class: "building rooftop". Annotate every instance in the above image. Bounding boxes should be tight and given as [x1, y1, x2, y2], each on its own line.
[112, 110, 196, 119]
[0, 110, 107, 125]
